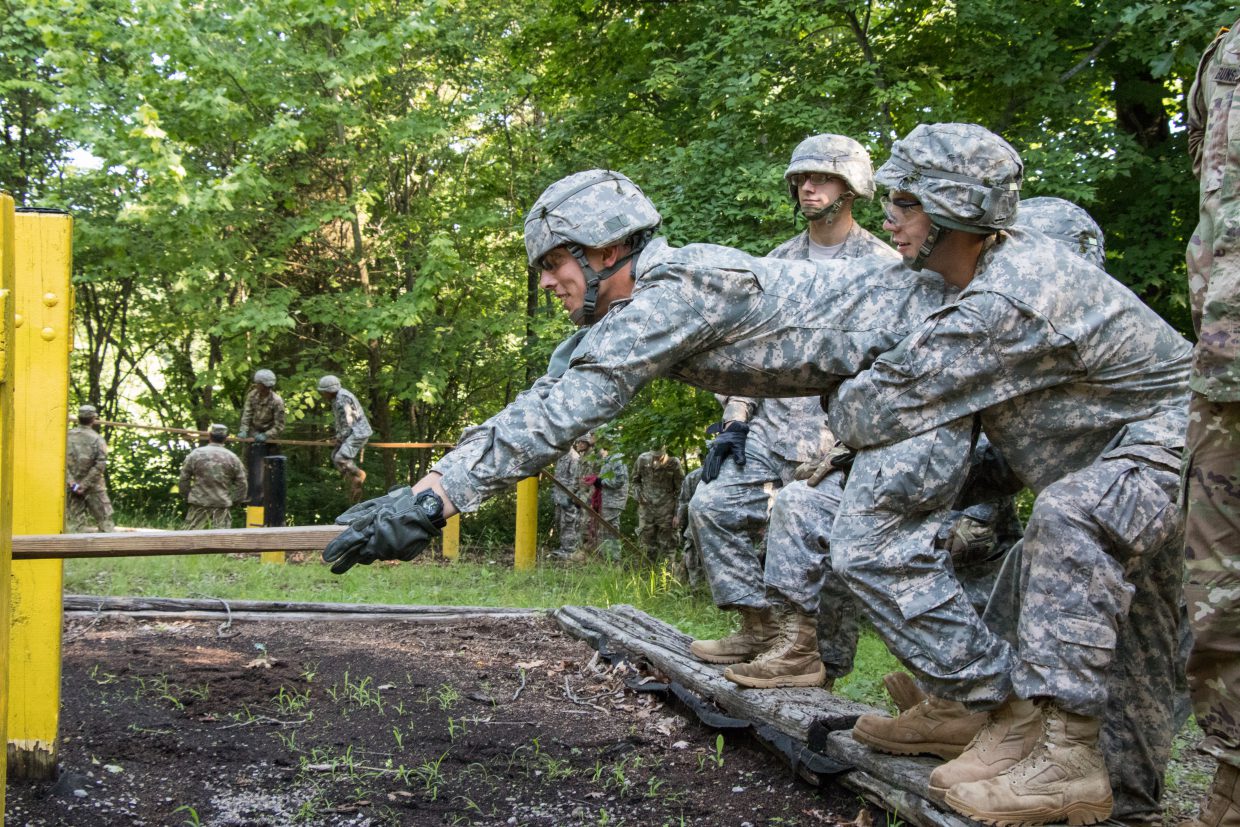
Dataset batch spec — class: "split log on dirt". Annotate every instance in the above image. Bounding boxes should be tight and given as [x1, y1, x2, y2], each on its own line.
[12, 525, 346, 559]
[62, 594, 539, 624]
[553, 603, 872, 739]
[555, 603, 982, 827]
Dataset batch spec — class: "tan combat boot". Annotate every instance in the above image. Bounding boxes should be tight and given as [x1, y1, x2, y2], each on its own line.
[851, 695, 988, 760]
[689, 607, 779, 664]
[945, 701, 1112, 827]
[884, 671, 927, 712]
[928, 696, 1042, 795]
[723, 609, 827, 688]
[1181, 763, 1240, 827]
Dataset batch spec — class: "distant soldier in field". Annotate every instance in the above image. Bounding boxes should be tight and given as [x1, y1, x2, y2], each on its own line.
[551, 436, 589, 559]
[673, 465, 704, 585]
[317, 374, 372, 502]
[631, 446, 683, 558]
[238, 368, 286, 503]
[578, 438, 629, 559]
[179, 423, 247, 530]
[65, 404, 115, 533]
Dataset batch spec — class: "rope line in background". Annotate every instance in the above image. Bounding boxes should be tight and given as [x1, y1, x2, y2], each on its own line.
[96, 419, 455, 450]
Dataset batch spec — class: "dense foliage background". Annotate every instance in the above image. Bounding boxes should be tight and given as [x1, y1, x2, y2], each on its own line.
[3, 0, 1233, 523]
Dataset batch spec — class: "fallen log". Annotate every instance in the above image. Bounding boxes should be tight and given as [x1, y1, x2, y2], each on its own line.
[62, 594, 541, 623]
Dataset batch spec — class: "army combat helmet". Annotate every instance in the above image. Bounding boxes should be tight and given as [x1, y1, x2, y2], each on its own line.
[875, 123, 1022, 270]
[524, 170, 661, 326]
[1014, 196, 1105, 269]
[317, 375, 341, 393]
[253, 369, 276, 388]
[785, 134, 876, 224]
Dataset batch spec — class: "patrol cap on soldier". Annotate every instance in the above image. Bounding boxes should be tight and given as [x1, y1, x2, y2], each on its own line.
[875, 123, 1022, 234]
[524, 170, 662, 326]
[784, 134, 876, 203]
[317, 375, 341, 393]
[253, 369, 276, 388]
[78, 404, 98, 421]
[1014, 196, 1106, 269]
[208, 423, 229, 439]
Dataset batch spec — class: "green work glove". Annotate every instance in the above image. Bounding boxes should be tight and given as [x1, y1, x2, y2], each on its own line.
[322, 486, 441, 575]
[254, 432, 267, 444]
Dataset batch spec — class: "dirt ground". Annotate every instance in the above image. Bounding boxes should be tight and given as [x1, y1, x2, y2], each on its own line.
[4, 612, 878, 827]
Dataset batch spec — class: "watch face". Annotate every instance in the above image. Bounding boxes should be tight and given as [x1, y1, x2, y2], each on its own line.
[415, 491, 445, 523]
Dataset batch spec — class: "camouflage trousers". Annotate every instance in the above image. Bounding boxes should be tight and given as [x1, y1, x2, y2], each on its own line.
[1184, 394, 1240, 771]
[66, 487, 115, 533]
[582, 504, 623, 559]
[554, 503, 582, 554]
[678, 529, 704, 587]
[637, 502, 677, 557]
[689, 435, 798, 609]
[184, 504, 233, 530]
[331, 435, 367, 477]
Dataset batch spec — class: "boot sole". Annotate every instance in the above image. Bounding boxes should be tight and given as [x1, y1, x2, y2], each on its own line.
[722, 664, 827, 689]
[849, 727, 966, 760]
[688, 643, 763, 665]
[944, 792, 1113, 827]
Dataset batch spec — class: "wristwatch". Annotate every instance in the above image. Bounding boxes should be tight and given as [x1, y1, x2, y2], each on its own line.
[413, 490, 447, 529]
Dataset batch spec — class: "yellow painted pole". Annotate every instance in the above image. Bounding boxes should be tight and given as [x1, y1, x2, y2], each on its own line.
[441, 514, 460, 561]
[7, 209, 72, 780]
[513, 476, 537, 570]
[0, 193, 19, 818]
[247, 503, 284, 564]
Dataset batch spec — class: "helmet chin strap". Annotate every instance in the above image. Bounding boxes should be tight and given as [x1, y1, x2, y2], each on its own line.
[800, 193, 853, 225]
[908, 224, 948, 272]
[567, 243, 640, 326]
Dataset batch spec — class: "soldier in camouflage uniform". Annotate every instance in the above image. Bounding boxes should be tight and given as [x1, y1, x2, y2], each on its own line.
[631, 447, 683, 558]
[551, 438, 589, 559]
[824, 124, 1189, 826]
[578, 439, 629, 559]
[65, 404, 115, 533]
[1182, 19, 1240, 826]
[238, 368, 286, 504]
[689, 135, 895, 688]
[318, 375, 372, 502]
[179, 423, 248, 530]
[674, 465, 704, 585]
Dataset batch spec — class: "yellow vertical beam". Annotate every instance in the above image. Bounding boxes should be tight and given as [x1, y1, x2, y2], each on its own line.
[0, 193, 19, 818]
[441, 514, 460, 561]
[513, 476, 537, 570]
[7, 209, 72, 780]
[246, 504, 284, 563]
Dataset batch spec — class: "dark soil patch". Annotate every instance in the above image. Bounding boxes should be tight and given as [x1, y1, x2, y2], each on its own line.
[6, 613, 873, 826]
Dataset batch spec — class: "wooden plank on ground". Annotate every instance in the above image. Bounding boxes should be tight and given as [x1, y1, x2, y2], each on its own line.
[62, 595, 540, 623]
[13, 525, 345, 559]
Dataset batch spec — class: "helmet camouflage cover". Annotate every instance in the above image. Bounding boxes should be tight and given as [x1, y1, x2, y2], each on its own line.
[253, 369, 276, 387]
[523, 170, 662, 268]
[875, 123, 1023, 233]
[1014, 196, 1106, 269]
[78, 404, 98, 420]
[317, 375, 342, 393]
[784, 134, 876, 201]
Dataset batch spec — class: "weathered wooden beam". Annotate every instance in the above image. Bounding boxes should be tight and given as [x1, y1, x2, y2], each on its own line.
[63, 594, 541, 619]
[12, 525, 346, 560]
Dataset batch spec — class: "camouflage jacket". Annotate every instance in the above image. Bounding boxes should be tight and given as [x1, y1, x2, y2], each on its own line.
[1187, 18, 1240, 400]
[332, 389, 373, 444]
[580, 451, 629, 509]
[676, 466, 703, 533]
[552, 449, 582, 507]
[631, 451, 684, 508]
[433, 237, 951, 512]
[239, 388, 286, 438]
[179, 444, 248, 507]
[66, 426, 108, 490]
[830, 228, 1192, 492]
[719, 222, 898, 462]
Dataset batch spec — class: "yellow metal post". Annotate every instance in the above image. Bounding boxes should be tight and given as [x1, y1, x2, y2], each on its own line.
[0, 193, 19, 817]
[513, 476, 538, 570]
[441, 514, 460, 561]
[7, 209, 72, 780]
[247, 504, 284, 563]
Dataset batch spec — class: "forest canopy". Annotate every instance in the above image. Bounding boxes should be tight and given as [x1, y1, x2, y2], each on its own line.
[2, 0, 1231, 520]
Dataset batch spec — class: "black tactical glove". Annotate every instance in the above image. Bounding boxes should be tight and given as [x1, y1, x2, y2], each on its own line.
[322, 486, 441, 575]
[701, 421, 749, 483]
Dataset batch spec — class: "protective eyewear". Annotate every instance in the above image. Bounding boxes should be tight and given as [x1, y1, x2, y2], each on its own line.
[880, 194, 924, 225]
[789, 172, 839, 189]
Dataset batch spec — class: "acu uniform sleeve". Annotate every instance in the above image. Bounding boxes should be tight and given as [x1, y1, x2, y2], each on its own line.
[179, 455, 193, 500]
[78, 437, 107, 489]
[267, 397, 286, 439]
[231, 455, 248, 504]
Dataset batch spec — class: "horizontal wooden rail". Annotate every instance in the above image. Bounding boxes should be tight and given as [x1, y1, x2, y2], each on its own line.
[12, 525, 345, 560]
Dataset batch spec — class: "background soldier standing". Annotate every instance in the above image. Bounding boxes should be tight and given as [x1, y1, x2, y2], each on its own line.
[631, 446, 683, 558]
[65, 404, 115, 532]
[317, 374, 372, 502]
[674, 465, 704, 585]
[550, 437, 588, 559]
[179, 423, 247, 529]
[578, 437, 629, 560]
[238, 368, 285, 503]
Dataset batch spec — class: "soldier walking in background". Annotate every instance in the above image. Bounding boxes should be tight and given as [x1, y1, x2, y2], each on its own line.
[237, 368, 285, 504]
[65, 404, 115, 533]
[631, 446, 683, 558]
[179, 423, 247, 529]
[550, 436, 589, 559]
[1182, 17, 1240, 826]
[317, 374, 372, 502]
[578, 437, 629, 560]
[674, 465, 704, 585]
